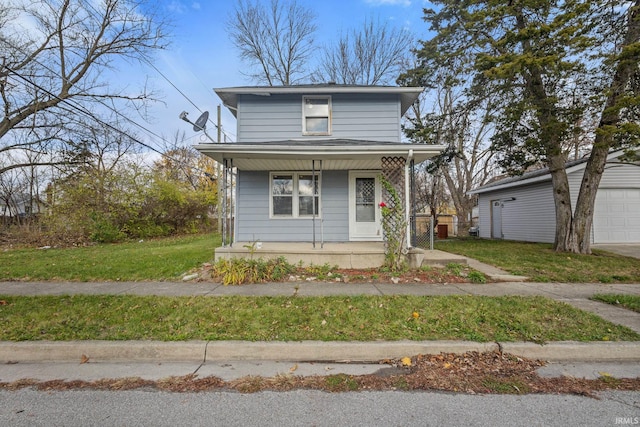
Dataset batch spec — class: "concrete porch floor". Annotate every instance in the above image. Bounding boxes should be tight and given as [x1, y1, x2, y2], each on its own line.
[214, 242, 467, 269]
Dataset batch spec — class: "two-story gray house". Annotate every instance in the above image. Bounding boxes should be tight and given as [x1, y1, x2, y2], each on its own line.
[196, 85, 445, 268]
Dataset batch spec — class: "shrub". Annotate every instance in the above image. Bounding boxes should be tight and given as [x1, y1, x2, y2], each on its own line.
[468, 271, 487, 284]
[211, 257, 296, 285]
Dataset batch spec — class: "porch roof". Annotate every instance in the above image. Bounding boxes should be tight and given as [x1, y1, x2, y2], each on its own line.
[194, 139, 446, 170]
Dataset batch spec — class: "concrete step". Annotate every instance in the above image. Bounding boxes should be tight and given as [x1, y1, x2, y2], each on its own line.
[420, 249, 468, 266]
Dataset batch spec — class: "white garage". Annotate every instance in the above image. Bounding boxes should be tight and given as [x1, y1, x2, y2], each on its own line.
[470, 149, 640, 245]
[593, 188, 640, 243]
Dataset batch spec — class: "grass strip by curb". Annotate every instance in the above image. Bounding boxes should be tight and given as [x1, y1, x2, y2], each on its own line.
[591, 294, 640, 313]
[1, 294, 637, 343]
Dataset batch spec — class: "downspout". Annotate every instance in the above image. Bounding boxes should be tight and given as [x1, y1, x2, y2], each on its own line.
[405, 149, 413, 250]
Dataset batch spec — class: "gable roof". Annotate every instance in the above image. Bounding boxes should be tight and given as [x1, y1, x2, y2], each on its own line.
[214, 84, 424, 117]
[469, 149, 636, 195]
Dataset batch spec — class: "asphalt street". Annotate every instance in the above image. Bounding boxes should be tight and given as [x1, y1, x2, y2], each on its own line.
[1, 389, 638, 427]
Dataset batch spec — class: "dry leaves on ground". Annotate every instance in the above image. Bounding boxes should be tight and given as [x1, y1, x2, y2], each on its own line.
[2, 351, 639, 396]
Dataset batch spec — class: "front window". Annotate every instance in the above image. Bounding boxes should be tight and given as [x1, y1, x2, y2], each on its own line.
[271, 172, 320, 217]
[303, 96, 331, 135]
[272, 174, 293, 216]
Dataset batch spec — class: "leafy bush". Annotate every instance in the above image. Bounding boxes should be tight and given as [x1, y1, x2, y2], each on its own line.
[445, 263, 464, 276]
[304, 263, 339, 280]
[468, 271, 487, 284]
[88, 213, 126, 243]
[40, 169, 214, 244]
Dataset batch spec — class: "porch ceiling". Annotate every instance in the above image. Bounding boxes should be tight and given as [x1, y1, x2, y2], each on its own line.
[194, 142, 446, 170]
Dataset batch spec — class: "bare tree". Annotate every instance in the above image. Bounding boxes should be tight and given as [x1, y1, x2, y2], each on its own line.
[154, 130, 218, 193]
[314, 17, 414, 85]
[0, 0, 168, 176]
[227, 0, 317, 85]
[403, 79, 499, 235]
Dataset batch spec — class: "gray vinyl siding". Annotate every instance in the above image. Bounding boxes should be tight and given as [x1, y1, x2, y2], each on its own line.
[237, 93, 401, 142]
[235, 170, 349, 242]
[477, 181, 556, 243]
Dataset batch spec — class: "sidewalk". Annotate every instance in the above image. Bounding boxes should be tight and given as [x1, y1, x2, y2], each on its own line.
[0, 279, 639, 382]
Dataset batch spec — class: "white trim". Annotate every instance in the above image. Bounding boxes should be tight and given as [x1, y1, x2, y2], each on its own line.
[348, 171, 383, 241]
[302, 95, 332, 136]
[269, 171, 322, 219]
[195, 143, 447, 170]
[405, 149, 413, 249]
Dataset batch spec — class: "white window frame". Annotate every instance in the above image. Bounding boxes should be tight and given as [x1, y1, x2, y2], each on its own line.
[302, 95, 331, 136]
[270, 172, 321, 219]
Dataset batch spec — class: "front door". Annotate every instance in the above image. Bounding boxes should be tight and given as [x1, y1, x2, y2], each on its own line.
[349, 172, 382, 241]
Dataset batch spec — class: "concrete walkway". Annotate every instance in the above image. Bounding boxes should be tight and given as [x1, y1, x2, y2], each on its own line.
[592, 244, 640, 260]
[0, 280, 639, 382]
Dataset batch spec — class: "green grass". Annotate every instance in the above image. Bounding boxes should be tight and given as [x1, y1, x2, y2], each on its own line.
[591, 294, 640, 313]
[435, 239, 640, 283]
[0, 294, 637, 342]
[0, 234, 219, 281]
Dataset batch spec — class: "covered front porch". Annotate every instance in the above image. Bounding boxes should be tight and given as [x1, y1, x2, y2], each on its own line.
[214, 241, 467, 269]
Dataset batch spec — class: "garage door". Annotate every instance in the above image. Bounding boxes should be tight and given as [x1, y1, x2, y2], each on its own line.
[593, 189, 640, 243]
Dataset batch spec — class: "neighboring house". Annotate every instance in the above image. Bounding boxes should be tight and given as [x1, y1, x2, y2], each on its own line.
[469, 149, 640, 244]
[195, 85, 445, 266]
[1, 193, 44, 219]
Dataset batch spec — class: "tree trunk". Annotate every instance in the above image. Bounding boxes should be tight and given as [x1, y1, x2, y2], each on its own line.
[567, 0, 639, 254]
[548, 153, 577, 252]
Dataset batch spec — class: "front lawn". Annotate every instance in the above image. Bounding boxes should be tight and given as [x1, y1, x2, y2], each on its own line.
[0, 294, 637, 342]
[0, 234, 219, 281]
[435, 239, 640, 283]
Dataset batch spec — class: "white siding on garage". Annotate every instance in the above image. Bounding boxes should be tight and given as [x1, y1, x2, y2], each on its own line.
[593, 189, 640, 243]
[477, 181, 556, 243]
[592, 162, 640, 244]
[474, 157, 640, 244]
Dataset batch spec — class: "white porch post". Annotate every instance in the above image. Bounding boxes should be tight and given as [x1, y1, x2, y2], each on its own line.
[405, 149, 413, 249]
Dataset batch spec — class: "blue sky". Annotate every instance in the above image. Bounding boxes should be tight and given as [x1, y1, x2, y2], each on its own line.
[131, 0, 432, 150]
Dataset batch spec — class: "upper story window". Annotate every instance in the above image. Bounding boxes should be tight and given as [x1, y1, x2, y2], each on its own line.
[303, 96, 331, 135]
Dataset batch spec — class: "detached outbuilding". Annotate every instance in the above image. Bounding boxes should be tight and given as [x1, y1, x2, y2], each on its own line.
[469, 149, 640, 244]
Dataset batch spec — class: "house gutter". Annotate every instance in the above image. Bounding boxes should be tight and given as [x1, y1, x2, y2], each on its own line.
[405, 149, 413, 250]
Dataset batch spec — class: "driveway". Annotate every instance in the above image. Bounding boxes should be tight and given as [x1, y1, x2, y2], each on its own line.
[592, 244, 640, 259]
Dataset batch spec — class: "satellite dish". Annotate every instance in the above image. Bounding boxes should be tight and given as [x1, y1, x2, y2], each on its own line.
[193, 111, 209, 132]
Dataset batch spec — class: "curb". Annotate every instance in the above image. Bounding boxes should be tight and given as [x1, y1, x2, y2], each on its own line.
[1, 340, 639, 363]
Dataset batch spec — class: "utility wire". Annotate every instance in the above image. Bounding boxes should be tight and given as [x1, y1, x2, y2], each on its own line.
[75, 0, 234, 142]
[3, 65, 217, 180]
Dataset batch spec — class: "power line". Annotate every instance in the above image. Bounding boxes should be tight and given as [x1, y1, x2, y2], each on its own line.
[3, 65, 217, 180]
[74, 0, 235, 142]
[142, 56, 236, 142]
[2, 0, 233, 157]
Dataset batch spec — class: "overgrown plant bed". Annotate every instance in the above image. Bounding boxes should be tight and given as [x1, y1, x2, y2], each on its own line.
[203, 257, 488, 286]
[2, 351, 639, 395]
